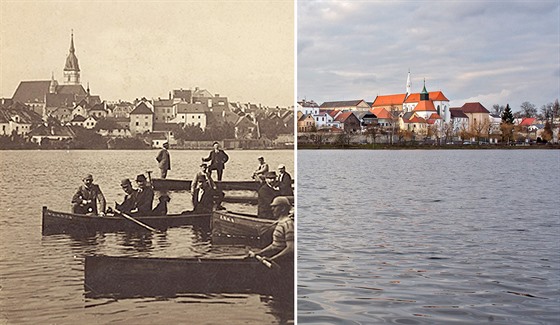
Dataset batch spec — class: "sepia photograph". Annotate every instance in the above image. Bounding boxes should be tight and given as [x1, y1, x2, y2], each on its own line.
[0, 1, 294, 324]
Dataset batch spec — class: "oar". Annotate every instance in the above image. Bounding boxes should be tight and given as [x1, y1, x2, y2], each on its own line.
[114, 208, 161, 233]
[247, 250, 280, 269]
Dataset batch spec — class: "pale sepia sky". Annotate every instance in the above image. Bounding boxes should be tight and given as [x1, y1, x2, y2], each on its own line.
[0, 1, 294, 107]
[298, 1, 560, 111]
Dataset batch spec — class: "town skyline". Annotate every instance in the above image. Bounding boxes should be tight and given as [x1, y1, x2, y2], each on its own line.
[0, 1, 294, 108]
[298, 1, 560, 112]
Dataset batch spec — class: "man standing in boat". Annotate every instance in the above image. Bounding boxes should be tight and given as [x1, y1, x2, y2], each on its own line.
[277, 164, 293, 196]
[155, 142, 171, 179]
[257, 171, 279, 219]
[191, 163, 224, 212]
[249, 196, 294, 265]
[132, 174, 154, 216]
[71, 174, 106, 216]
[202, 142, 229, 181]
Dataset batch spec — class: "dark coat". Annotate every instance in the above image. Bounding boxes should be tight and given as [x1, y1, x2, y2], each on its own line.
[203, 149, 229, 171]
[277, 171, 293, 196]
[115, 189, 138, 214]
[257, 184, 279, 219]
[134, 187, 154, 216]
[156, 148, 171, 171]
[72, 184, 106, 214]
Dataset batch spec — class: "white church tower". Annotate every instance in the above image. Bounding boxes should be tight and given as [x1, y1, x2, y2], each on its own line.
[406, 69, 412, 98]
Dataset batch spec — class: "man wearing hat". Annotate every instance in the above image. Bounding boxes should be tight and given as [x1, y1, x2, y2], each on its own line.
[257, 171, 279, 219]
[202, 142, 229, 181]
[249, 196, 294, 265]
[155, 142, 171, 179]
[71, 174, 106, 216]
[252, 156, 269, 183]
[132, 174, 154, 216]
[114, 178, 138, 214]
[277, 164, 293, 196]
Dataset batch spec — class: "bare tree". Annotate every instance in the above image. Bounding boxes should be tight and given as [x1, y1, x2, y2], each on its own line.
[492, 104, 505, 116]
[520, 101, 537, 118]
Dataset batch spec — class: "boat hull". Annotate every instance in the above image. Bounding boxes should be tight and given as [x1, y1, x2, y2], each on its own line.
[211, 211, 276, 242]
[84, 255, 293, 299]
[42, 207, 210, 235]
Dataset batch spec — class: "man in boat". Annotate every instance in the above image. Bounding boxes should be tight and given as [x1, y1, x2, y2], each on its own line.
[191, 163, 224, 212]
[252, 156, 269, 183]
[155, 142, 171, 179]
[249, 196, 294, 266]
[114, 178, 138, 214]
[202, 141, 229, 181]
[277, 164, 293, 196]
[152, 193, 170, 216]
[132, 174, 154, 216]
[71, 174, 106, 216]
[257, 171, 279, 219]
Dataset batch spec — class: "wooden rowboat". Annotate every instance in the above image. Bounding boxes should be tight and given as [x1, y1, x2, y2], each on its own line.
[211, 210, 277, 242]
[151, 178, 262, 191]
[84, 255, 294, 299]
[42, 206, 211, 235]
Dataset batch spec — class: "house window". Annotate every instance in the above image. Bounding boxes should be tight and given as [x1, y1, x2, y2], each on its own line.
[136, 122, 139, 126]
[145, 122, 148, 126]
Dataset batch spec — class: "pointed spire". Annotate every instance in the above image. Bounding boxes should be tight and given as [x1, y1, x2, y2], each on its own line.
[87, 82, 90, 95]
[420, 78, 429, 101]
[406, 69, 412, 96]
[69, 29, 75, 53]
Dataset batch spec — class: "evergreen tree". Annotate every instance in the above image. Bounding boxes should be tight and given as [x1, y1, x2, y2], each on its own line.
[501, 104, 514, 124]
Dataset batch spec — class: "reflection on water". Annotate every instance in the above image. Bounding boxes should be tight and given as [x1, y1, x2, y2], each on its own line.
[298, 150, 560, 324]
[0, 150, 293, 324]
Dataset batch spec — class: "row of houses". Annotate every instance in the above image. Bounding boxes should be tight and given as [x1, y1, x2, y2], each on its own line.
[297, 80, 557, 142]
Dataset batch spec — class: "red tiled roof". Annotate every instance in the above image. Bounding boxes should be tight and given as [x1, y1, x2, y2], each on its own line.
[372, 94, 407, 107]
[461, 102, 489, 114]
[429, 113, 442, 119]
[327, 110, 340, 118]
[334, 111, 355, 122]
[413, 100, 437, 112]
[404, 91, 449, 103]
[370, 107, 392, 119]
[519, 117, 536, 126]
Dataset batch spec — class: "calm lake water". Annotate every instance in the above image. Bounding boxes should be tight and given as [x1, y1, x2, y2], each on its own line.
[0, 149, 294, 325]
[297, 149, 559, 324]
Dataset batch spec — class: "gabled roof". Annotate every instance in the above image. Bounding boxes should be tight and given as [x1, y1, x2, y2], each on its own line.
[413, 100, 437, 112]
[89, 103, 106, 111]
[370, 107, 392, 119]
[334, 111, 356, 123]
[405, 91, 449, 103]
[327, 110, 340, 118]
[461, 102, 489, 114]
[450, 109, 469, 118]
[319, 100, 368, 109]
[428, 113, 442, 120]
[71, 115, 86, 122]
[519, 117, 537, 126]
[28, 124, 76, 137]
[372, 94, 407, 107]
[130, 102, 153, 115]
[153, 99, 174, 107]
[12, 81, 51, 103]
[298, 113, 313, 121]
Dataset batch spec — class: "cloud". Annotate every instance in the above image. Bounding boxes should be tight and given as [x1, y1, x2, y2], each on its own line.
[298, 0, 560, 110]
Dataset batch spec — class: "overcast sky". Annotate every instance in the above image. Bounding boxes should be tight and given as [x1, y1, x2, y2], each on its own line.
[298, 1, 560, 111]
[0, 1, 294, 107]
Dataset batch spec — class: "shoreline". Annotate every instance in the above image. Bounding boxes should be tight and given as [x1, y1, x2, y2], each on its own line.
[297, 143, 560, 150]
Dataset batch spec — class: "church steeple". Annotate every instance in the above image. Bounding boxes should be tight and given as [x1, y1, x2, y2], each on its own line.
[49, 71, 58, 94]
[63, 30, 81, 85]
[420, 78, 429, 101]
[406, 69, 411, 97]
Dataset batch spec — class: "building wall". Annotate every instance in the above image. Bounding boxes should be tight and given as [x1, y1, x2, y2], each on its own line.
[130, 114, 154, 134]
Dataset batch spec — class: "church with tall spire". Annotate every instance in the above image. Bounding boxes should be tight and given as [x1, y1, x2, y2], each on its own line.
[11, 31, 100, 120]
